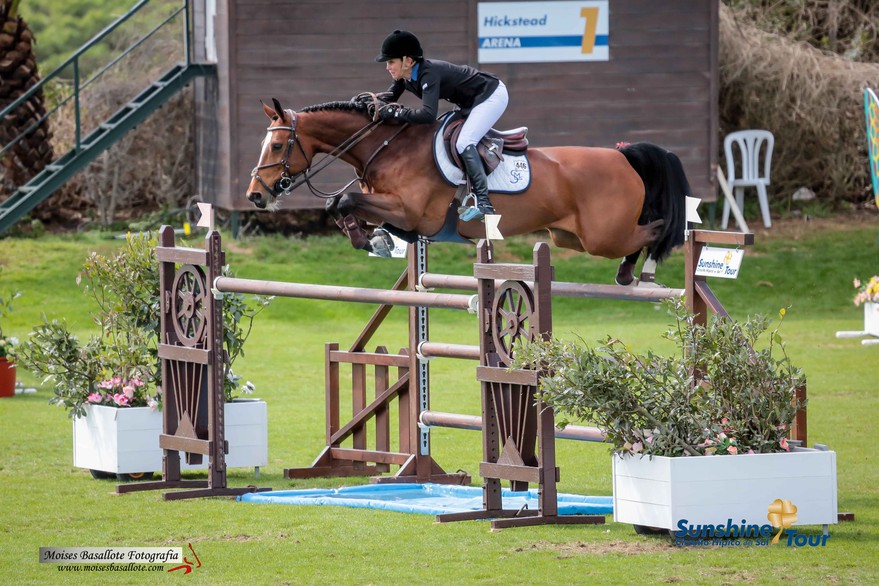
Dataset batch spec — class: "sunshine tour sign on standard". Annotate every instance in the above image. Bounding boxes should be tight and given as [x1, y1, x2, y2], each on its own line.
[695, 246, 745, 279]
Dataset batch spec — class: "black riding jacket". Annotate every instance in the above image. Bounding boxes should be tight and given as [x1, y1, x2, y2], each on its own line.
[383, 59, 500, 124]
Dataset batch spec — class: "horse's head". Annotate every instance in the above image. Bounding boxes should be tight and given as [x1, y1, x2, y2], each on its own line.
[246, 98, 310, 210]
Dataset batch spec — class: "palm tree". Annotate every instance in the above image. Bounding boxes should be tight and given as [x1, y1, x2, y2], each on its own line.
[0, 0, 53, 195]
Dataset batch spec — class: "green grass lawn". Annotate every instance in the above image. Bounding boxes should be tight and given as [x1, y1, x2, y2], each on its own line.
[1, 220, 877, 585]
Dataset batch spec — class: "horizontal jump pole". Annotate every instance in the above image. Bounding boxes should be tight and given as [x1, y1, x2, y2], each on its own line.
[418, 273, 682, 302]
[417, 342, 481, 361]
[419, 410, 607, 443]
[214, 276, 478, 312]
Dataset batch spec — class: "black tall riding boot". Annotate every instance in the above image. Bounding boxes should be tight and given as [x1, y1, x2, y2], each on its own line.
[460, 144, 496, 217]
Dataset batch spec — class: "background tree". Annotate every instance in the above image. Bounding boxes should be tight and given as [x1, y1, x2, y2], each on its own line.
[0, 0, 53, 196]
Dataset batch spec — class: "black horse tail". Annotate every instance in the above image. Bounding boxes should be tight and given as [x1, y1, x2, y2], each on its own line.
[617, 142, 689, 263]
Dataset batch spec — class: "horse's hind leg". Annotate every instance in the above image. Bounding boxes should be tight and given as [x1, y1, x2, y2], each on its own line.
[616, 251, 640, 286]
[615, 219, 665, 286]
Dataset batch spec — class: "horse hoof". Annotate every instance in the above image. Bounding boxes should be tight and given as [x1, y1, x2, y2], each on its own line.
[615, 269, 635, 286]
[366, 229, 394, 258]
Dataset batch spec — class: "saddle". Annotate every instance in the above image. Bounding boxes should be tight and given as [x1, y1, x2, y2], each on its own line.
[442, 115, 529, 174]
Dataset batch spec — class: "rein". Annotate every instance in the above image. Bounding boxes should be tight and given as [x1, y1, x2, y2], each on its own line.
[252, 105, 408, 200]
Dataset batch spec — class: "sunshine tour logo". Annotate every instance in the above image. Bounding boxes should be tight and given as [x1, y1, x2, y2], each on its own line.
[673, 499, 831, 547]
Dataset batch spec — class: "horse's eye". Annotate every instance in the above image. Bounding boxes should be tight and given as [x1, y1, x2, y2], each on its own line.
[272, 143, 283, 152]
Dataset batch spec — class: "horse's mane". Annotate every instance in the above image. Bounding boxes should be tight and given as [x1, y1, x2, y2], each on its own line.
[301, 100, 371, 118]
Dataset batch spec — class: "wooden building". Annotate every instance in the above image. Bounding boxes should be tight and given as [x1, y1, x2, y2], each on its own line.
[194, 0, 718, 212]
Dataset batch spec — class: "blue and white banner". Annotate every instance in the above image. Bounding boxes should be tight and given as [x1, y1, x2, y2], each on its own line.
[477, 1, 609, 63]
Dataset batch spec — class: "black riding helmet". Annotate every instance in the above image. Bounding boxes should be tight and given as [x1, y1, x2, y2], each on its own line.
[375, 30, 423, 62]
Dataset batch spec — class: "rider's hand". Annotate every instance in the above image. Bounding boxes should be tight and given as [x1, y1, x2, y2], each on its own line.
[375, 91, 395, 102]
[379, 104, 407, 122]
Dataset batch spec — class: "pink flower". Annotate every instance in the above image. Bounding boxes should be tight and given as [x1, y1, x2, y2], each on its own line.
[98, 379, 114, 390]
[112, 393, 130, 407]
[86, 392, 104, 404]
[728, 446, 738, 455]
[631, 441, 643, 454]
[147, 396, 159, 411]
[122, 385, 135, 399]
[748, 449, 755, 455]
[780, 437, 790, 451]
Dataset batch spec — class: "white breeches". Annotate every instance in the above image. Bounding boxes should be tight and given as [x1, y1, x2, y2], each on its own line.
[455, 81, 509, 154]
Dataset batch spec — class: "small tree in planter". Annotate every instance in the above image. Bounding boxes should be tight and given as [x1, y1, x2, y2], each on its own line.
[514, 297, 805, 458]
[19, 232, 271, 418]
[513, 299, 837, 535]
[18, 232, 273, 479]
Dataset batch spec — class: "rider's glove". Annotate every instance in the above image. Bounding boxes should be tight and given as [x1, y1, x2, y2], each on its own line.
[379, 104, 408, 122]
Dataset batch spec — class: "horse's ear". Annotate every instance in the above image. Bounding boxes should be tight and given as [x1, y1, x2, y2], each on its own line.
[271, 98, 285, 120]
[261, 100, 276, 120]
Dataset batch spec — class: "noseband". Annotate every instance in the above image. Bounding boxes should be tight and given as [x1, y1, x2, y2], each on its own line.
[250, 110, 309, 196]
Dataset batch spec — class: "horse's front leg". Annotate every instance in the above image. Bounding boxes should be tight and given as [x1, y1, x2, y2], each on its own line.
[333, 192, 399, 257]
[327, 193, 370, 250]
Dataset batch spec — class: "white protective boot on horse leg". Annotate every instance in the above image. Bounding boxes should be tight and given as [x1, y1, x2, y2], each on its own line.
[365, 227, 395, 258]
[637, 256, 663, 288]
[616, 251, 661, 288]
[458, 144, 496, 222]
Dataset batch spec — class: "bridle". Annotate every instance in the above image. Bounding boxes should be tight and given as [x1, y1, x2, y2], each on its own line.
[250, 110, 311, 197]
[251, 105, 406, 200]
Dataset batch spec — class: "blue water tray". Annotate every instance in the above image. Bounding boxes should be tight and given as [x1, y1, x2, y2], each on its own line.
[238, 483, 613, 517]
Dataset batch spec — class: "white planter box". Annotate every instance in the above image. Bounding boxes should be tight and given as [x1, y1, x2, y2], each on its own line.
[865, 302, 879, 337]
[72, 400, 268, 475]
[612, 448, 838, 531]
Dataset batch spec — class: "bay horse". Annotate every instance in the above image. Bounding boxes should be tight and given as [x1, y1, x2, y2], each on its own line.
[246, 97, 690, 285]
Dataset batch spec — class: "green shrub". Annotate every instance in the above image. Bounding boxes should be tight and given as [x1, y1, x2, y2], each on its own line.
[513, 298, 806, 457]
[18, 232, 271, 417]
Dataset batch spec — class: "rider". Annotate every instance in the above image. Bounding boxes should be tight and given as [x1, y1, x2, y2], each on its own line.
[374, 30, 508, 220]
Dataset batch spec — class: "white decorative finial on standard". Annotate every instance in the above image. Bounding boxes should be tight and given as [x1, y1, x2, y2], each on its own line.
[484, 214, 504, 240]
[196, 203, 215, 230]
[685, 196, 702, 224]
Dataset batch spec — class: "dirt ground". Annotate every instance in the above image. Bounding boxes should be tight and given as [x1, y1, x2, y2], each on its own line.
[733, 207, 878, 245]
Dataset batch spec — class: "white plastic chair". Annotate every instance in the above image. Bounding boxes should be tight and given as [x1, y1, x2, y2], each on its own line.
[721, 130, 774, 229]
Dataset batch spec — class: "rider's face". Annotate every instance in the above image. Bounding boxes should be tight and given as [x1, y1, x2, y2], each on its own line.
[385, 57, 414, 81]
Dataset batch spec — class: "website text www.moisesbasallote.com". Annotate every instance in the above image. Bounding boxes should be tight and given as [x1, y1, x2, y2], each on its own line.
[55, 564, 164, 573]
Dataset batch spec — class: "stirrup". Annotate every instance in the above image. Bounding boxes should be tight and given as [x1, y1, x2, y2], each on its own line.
[457, 193, 487, 222]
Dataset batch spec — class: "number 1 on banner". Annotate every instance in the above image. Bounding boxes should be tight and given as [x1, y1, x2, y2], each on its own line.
[580, 7, 599, 54]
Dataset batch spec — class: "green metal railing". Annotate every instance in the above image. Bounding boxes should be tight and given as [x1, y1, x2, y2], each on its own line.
[0, 0, 191, 160]
[0, 0, 215, 235]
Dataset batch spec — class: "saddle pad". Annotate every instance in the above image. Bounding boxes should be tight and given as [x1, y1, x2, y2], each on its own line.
[433, 112, 531, 194]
